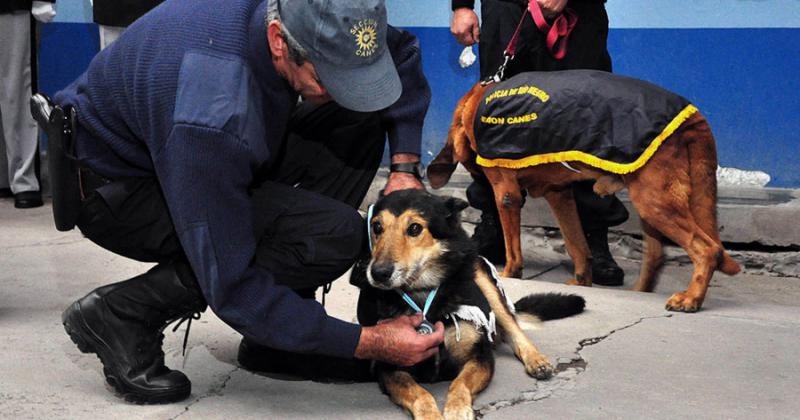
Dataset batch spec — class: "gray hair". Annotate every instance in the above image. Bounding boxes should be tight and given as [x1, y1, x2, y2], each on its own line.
[266, 0, 310, 65]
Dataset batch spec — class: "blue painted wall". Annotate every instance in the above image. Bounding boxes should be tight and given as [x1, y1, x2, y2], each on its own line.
[38, 0, 800, 186]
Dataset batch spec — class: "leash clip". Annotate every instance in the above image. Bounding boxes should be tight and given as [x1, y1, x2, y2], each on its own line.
[483, 53, 514, 86]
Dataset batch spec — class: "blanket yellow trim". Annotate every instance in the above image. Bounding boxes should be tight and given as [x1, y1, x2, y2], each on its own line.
[476, 104, 699, 174]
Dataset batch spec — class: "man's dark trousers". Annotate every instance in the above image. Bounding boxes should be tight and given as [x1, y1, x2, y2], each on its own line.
[77, 100, 384, 299]
[470, 0, 628, 238]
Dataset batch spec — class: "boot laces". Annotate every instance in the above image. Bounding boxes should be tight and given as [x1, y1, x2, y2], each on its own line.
[171, 311, 202, 356]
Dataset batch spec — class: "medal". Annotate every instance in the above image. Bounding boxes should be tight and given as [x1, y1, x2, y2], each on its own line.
[399, 288, 439, 336]
[416, 320, 435, 335]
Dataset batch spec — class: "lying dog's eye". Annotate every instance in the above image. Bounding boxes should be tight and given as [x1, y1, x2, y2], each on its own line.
[372, 221, 383, 236]
[407, 223, 423, 237]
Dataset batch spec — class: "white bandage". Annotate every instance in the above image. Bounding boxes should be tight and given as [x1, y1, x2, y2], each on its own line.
[459, 46, 476, 68]
[32, 1, 56, 23]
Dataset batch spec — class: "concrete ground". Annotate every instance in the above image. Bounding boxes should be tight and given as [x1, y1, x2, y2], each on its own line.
[1, 198, 799, 419]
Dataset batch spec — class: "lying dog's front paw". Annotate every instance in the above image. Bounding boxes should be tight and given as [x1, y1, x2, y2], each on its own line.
[501, 267, 523, 278]
[665, 291, 702, 313]
[522, 351, 553, 380]
[411, 400, 444, 420]
[443, 403, 474, 420]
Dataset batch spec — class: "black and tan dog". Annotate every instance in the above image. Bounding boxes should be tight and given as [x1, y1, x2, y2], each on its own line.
[355, 190, 584, 419]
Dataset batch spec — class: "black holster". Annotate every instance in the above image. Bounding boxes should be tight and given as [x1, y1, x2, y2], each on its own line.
[30, 95, 81, 231]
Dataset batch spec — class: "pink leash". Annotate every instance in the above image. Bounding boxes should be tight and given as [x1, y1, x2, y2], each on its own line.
[486, 0, 578, 84]
[528, 0, 578, 60]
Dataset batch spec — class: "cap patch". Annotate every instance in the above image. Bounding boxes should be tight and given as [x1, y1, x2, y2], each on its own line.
[351, 19, 379, 57]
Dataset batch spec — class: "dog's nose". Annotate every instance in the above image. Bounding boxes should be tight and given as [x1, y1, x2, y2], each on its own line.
[370, 264, 394, 284]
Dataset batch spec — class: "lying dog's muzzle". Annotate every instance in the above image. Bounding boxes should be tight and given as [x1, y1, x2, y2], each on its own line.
[369, 263, 395, 287]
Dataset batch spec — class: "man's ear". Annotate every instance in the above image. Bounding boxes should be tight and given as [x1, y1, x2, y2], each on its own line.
[267, 21, 286, 59]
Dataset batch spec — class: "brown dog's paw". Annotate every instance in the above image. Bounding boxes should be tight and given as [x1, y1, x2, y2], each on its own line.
[443, 403, 474, 420]
[665, 291, 702, 313]
[566, 278, 591, 287]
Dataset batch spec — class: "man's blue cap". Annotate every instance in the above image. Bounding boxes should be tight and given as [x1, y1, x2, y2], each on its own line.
[278, 0, 402, 113]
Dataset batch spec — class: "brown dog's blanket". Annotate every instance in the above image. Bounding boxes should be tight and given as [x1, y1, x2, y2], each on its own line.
[474, 70, 698, 174]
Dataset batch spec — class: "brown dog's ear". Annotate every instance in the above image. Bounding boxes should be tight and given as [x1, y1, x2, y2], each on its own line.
[427, 142, 457, 189]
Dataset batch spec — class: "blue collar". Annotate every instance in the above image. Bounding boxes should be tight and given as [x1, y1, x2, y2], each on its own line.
[367, 204, 375, 251]
[399, 287, 439, 321]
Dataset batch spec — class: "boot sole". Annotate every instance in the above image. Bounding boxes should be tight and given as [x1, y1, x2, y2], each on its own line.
[591, 270, 625, 286]
[62, 301, 191, 404]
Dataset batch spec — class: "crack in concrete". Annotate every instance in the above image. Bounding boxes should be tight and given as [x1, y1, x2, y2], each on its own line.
[474, 314, 674, 418]
[1, 236, 84, 250]
[170, 367, 240, 419]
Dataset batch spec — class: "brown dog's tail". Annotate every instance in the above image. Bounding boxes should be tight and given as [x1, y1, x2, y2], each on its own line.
[685, 114, 741, 276]
[427, 83, 485, 189]
[514, 293, 585, 321]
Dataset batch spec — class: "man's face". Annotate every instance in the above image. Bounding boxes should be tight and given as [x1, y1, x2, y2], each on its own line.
[267, 21, 332, 105]
[283, 59, 332, 105]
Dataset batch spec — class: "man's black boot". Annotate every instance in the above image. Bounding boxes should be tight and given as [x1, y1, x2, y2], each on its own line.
[466, 180, 508, 264]
[585, 228, 625, 286]
[62, 261, 207, 404]
[471, 211, 507, 264]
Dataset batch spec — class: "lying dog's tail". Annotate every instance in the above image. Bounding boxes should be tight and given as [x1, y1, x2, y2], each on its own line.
[514, 293, 585, 321]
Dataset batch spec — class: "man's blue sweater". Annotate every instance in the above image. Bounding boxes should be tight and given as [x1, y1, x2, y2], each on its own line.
[54, 0, 431, 358]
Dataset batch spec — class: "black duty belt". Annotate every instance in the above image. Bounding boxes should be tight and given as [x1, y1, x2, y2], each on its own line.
[30, 95, 110, 231]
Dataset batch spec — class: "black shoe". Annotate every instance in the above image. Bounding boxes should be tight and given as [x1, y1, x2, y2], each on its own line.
[237, 338, 373, 383]
[62, 262, 207, 404]
[585, 228, 624, 286]
[471, 212, 506, 265]
[0, 188, 12, 198]
[14, 191, 43, 208]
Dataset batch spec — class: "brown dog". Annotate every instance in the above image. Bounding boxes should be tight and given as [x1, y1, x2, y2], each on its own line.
[427, 71, 741, 312]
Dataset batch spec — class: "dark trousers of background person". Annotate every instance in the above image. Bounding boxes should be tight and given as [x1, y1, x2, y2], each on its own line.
[471, 0, 628, 258]
[76, 100, 385, 302]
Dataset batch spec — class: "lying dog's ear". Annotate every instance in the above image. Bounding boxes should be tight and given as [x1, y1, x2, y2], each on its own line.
[444, 196, 469, 219]
[427, 143, 457, 190]
[348, 253, 372, 289]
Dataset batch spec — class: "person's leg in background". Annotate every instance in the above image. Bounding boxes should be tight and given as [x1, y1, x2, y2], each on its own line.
[0, 11, 42, 208]
[0, 122, 10, 198]
[553, 1, 628, 286]
[461, 0, 528, 264]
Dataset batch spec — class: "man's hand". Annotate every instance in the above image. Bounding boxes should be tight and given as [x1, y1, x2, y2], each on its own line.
[450, 8, 480, 46]
[385, 172, 424, 195]
[537, 0, 569, 18]
[355, 314, 445, 366]
[384, 153, 425, 195]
